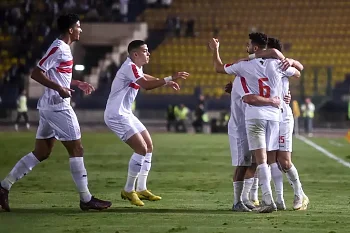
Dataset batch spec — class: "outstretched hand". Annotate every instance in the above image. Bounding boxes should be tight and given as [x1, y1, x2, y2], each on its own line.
[172, 71, 190, 81]
[281, 58, 293, 71]
[208, 38, 220, 51]
[77, 81, 95, 95]
[224, 81, 232, 94]
[165, 81, 180, 91]
[58, 87, 74, 98]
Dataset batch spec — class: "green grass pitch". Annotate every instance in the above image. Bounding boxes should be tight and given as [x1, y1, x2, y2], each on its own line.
[0, 132, 349, 233]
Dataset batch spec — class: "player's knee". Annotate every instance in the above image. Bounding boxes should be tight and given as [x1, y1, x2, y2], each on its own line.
[135, 142, 147, 156]
[32, 149, 51, 162]
[71, 144, 84, 157]
[233, 166, 247, 181]
[146, 143, 153, 153]
[278, 158, 292, 171]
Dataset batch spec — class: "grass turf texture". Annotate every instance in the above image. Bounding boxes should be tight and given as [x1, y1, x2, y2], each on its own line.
[0, 132, 349, 233]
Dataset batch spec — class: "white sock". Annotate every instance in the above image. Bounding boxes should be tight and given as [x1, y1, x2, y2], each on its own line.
[270, 163, 284, 202]
[285, 164, 303, 197]
[249, 177, 259, 201]
[257, 163, 274, 205]
[69, 157, 92, 203]
[233, 181, 244, 205]
[1, 152, 40, 190]
[241, 178, 254, 202]
[136, 152, 152, 192]
[124, 153, 145, 192]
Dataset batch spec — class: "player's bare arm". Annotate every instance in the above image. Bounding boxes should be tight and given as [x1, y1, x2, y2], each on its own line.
[144, 74, 159, 81]
[253, 48, 285, 60]
[208, 38, 226, 74]
[289, 67, 301, 79]
[31, 66, 73, 98]
[136, 71, 189, 91]
[71, 80, 95, 95]
[284, 90, 291, 104]
[242, 94, 280, 108]
[284, 58, 304, 71]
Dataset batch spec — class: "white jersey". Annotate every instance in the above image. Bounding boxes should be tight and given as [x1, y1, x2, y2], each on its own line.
[228, 76, 249, 135]
[105, 57, 143, 119]
[281, 77, 293, 120]
[224, 59, 296, 122]
[37, 39, 74, 111]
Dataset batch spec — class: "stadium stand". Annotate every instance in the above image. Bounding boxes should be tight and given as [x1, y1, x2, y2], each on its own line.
[140, 0, 350, 98]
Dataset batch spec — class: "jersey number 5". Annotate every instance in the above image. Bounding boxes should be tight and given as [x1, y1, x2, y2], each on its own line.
[258, 78, 271, 98]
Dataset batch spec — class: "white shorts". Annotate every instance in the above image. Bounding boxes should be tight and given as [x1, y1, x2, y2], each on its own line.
[105, 114, 146, 142]
[279, 117, 294, 152]
[246, 119, 279, 151]
[228, 132, 253, 166]
[36, 109, 81, 141]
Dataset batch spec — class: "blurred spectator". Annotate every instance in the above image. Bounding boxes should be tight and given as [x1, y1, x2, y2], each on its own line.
[301, 97, 315, 137]
[174, 16, 181, 37]
[198, 94, 207, 111]
[174, 104, 189, 132]
[120, 0, 129, 22]
[146, 0, 159, 8]
[185, 18, 195, 37]
[14, 90, 30, 131]
[161, 0, 172, 8]
[166, 104, 176, 132]
[192, 104, 205, 133]
[165, 15, 181, 37]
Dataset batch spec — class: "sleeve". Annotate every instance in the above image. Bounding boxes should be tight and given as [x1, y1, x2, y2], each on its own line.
[128, 64, 144, 82]
[37, 47, 61, 72]
[234, 76, 252, 98]
[223, 62, 241, 75]
[282, 67, 297, 78]
[309, 103, 315, 111]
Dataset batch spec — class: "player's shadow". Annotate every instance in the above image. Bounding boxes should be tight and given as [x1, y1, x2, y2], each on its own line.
[105, 207, 235, 215]
[3, 207, 239, 215]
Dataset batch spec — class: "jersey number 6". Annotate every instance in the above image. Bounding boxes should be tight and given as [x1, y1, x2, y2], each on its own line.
[258, 78, 271, 98]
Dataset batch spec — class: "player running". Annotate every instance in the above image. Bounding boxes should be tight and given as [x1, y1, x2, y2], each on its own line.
[0, 13, 112, 212]
[104, 40, 189, 207]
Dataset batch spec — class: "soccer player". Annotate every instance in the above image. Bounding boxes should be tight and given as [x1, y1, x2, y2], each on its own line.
[265, 37, 309, 210]
[0, 13, 112, 212]
[222, 41, 297, 210]
[210, 32, 301, 213]
[209, 33, 282, 212]
[104, 40, 189, 207]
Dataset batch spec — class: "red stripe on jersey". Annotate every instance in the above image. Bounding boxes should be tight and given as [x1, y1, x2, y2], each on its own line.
[59, 60, 73, 67]
[57, 67, 72, 73]
[131, 64, 140, 79]
[224, 63, 233, 68]
[240, 77, 250, 93]
[39, 47, 59, 66]
[129, 83, 140, 89]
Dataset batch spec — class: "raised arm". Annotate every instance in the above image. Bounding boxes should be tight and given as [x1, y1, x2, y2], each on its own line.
[208, 38, 226, 74]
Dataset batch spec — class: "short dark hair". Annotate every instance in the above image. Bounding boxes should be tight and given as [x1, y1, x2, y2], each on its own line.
[128, 40, 146, 54]
[57, 13, 80, 34]
[249, 32, 268, 49]
[267, 37, 283, 52]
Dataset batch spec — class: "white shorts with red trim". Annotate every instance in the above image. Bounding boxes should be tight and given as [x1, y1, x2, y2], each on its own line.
[104, 113, 146, 142]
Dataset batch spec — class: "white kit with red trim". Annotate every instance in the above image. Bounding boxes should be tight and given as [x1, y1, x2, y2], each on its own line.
[104, 57, 143, 119]
[224, 59, 295, 122]
[37, 39, 74, 111]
